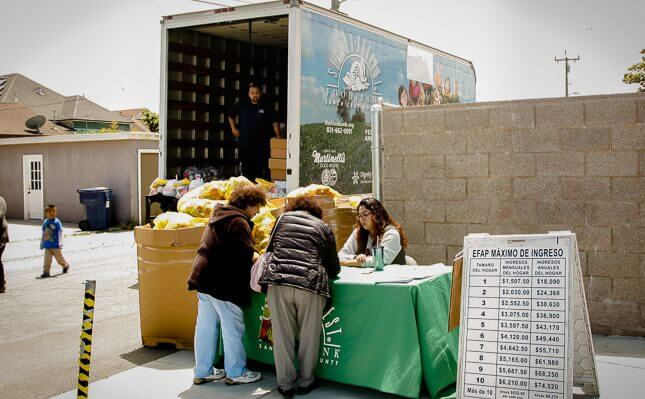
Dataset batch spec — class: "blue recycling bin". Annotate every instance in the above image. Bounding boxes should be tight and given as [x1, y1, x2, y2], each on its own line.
[77, 187, 112, 231]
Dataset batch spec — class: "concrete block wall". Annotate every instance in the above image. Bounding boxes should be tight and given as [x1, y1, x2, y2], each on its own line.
[382, 93, 645, 336]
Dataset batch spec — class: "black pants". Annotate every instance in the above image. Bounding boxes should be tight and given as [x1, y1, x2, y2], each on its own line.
[0, 244, 5, 288]
[240, 147, 269, 181]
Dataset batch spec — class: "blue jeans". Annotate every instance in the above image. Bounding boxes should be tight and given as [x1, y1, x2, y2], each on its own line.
[193, 293, 247, 378]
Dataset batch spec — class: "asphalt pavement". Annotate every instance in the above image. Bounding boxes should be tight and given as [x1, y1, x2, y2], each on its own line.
[0, 220, 175, 399]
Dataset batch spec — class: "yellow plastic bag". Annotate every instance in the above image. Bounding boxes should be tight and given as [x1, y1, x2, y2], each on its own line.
[287, 184, 341, 199]
[178, 197, 224, 218]
[152, 212, 208, 230]
[177, 184, 204, 209]
[251, 207, 277, 254]
[225, 176, 254, 200]
[255, 178, 275, 192]
[149, 178, 168, 189]
[199, 180, 229, 200]
[173, 178, 191, 188]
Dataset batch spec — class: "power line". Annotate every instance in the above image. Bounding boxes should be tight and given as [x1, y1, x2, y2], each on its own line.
[554, 51, 580, 97]
[0, 98, 84, 113]
[189, 0, 255, 7]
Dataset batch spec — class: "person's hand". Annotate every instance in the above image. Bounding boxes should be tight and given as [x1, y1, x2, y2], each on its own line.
[231, 127, 240, 138]
[340, 259, 361, 267]
[356, 254, 367, 263]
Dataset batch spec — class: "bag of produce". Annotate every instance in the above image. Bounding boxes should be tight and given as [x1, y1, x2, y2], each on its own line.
[225, 176, 254, 199]
[162, 179, 178, 197]
[251, 207, 277, 254]
[189, 174, 204, 192]
[286, 184, 341, 200]
[175, 185, 189, 198]
[152, 212, 208, 230]
[178, 197, 224, 218]
[149, 177, 168, 189]
[199, 180, 228, 200]
[255, 178, 275, 193]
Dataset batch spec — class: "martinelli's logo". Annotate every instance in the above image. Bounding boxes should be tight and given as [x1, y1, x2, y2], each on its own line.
[320, 307, 342, 367]
[326, 31, 382, 108]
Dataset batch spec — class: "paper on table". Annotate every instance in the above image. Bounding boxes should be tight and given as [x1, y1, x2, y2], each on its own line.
[336, 264, 452, 285]
[374, 264, 452, 284]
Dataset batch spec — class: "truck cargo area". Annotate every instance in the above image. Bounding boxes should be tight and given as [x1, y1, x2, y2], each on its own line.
[165, 16, 289, 179]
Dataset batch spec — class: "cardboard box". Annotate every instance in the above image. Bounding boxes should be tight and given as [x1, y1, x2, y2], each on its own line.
[269, 158, 287, 170]
[271, 168, 287, 181]
[326, 207, 357, 251]
[448, 255, 463, 332]
[271, 147, 287, 159]
[271, 138, 287, 149]
[134, 225, 205, 349]
[134, 224, 205, 248]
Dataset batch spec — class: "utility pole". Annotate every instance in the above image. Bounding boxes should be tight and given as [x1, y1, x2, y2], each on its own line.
[554, 51, 580, 97]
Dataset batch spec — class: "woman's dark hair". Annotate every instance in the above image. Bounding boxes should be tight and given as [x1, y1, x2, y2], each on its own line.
[397, 85, 407, 106]
[354, 197, 408, 254]
[229, 185, 267, 209]
[285, 197, 323, 219]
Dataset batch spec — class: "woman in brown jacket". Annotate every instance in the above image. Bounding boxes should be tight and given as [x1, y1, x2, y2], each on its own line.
[187, 185, 266, 386]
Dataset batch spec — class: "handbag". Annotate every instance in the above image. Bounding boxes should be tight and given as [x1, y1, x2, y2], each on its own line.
[250, 252, 271, 293]
[250, 215, 283, 293]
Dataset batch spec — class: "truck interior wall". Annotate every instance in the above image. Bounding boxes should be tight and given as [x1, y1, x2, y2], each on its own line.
[166, 27, 288, 179]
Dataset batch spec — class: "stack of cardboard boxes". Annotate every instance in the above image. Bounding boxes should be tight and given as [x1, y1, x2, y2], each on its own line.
[286, 195, 357, 251]
[269, 138, 287, 181]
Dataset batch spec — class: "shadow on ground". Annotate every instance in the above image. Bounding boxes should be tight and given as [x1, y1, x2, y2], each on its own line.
[120, 345, 177, 367]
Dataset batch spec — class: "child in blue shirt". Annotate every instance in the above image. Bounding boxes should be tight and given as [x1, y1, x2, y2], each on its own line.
[40, 204, 69, 278]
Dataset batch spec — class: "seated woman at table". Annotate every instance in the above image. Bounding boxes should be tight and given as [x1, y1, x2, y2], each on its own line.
[338, 197, 408, 267]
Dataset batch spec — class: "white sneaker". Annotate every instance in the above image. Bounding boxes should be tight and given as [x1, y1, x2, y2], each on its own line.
[193, 369, 226, 385]
[225, 370, 262, 385]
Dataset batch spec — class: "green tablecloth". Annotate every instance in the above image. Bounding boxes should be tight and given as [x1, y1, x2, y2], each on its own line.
[239, 266, 459, 398]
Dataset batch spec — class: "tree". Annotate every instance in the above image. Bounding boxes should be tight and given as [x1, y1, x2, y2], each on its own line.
[99, 121, 120, 133]
[336, 90, 351, 123]
[623, 49, 645, 92]
[350, 107, 366, 123]
[141, 109, 159, 132]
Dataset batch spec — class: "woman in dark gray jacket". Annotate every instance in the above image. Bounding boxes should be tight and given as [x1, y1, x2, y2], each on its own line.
[259, 197, 340, 396]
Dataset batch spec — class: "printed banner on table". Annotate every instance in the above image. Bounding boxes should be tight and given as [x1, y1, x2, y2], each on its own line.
[299, 10, 476, 194]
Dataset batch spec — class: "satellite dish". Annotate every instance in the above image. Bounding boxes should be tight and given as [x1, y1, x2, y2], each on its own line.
[25, 115, 46, 134]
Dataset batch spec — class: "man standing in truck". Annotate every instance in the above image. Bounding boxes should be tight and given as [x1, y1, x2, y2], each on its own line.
[227, 82, 281, 181]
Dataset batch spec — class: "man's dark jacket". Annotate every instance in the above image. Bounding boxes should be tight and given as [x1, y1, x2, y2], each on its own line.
[187, 205, 255, 308]
[259, 210, 340, 298]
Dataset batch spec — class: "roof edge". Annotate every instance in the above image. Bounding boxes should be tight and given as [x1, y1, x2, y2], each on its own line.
[0, 132, 159, 146]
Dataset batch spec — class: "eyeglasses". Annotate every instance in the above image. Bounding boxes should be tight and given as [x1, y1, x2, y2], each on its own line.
[358, 211, 372, 220]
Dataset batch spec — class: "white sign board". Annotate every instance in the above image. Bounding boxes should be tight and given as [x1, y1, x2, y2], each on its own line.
[457, 233, 577, 399]
[406, 45, 434, 84]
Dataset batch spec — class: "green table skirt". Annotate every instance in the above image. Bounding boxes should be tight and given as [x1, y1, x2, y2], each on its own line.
[237, 270, 459, 398]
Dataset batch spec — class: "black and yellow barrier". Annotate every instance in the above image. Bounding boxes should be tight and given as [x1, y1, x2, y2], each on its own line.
[77, 280, 96, 399]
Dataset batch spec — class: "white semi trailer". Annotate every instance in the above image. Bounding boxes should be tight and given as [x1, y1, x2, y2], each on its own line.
[159, 0, 476, 194]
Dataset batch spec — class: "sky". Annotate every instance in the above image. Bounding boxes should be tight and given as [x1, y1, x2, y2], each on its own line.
[1, 0, 642, 112]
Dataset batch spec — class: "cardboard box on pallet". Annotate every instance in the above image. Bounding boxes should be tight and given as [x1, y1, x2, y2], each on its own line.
[271, 169, 287, 181]
[270, 138, 287, 149]
[269, 157, 287, 182]
[134, 225, 204, 349]
[271, 147, 287, 159]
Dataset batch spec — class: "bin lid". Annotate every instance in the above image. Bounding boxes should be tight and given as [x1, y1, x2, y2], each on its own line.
[77, 186, 111, 193]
